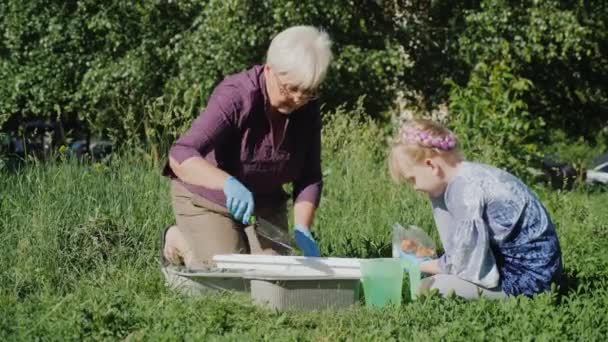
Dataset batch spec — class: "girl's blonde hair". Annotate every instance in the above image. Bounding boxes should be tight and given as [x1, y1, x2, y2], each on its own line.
[389, 119, 464, 183]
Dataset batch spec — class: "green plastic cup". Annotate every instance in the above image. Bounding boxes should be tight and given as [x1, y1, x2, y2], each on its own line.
[400, 258, 422, 300]
[360, 258, 403, 307]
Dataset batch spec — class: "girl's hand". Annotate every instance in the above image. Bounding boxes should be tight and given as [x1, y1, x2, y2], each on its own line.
[418, 259, 442, 275]
[399, 251, 431, 270]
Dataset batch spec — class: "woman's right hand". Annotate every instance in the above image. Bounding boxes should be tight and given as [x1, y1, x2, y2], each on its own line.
[223, 176, 255, 224]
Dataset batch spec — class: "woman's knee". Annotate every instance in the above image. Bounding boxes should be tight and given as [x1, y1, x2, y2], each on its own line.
[167, 213, 247, 268]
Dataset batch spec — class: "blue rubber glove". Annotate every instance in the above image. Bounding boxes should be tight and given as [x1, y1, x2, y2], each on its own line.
[399, 251, 431, 271]
[294, 224, 321, 257]
[223, 176, 254, 225]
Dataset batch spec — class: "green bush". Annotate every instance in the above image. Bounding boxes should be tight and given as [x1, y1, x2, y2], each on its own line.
[0, 0, 411, 143]
[543, 129, 608, 167]
[319, 98, 436, 257]
[392, 0, 607, 168]
[1, 0, 606, 166]
[454, 0, 608, 139]
[447, 59, 545, 178]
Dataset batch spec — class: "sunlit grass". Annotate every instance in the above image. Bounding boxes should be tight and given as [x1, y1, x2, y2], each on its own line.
[1, 114, 607, 340]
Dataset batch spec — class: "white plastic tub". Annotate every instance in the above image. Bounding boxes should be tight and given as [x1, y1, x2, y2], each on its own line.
[213, 254, 363, 277]
[161, 266, 250, 295]
[246, 273, 361, 311]
[162, 255, 365, 310]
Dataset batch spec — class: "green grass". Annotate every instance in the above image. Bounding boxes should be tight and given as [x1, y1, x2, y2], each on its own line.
[1, 115, 608, 340]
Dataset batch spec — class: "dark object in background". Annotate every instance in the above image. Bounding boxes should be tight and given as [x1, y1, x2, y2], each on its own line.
[541, 155, 580, 190]
[542, 153, 608, 189]
[69, 139, 113, 161]
[1, 118, 113, 162]
[12, 120, 65, 158]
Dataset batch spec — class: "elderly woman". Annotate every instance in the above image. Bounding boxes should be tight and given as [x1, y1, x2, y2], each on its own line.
[162, 26, 333, 268]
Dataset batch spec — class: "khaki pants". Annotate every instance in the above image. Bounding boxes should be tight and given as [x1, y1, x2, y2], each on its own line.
[164, 181, 289, 269]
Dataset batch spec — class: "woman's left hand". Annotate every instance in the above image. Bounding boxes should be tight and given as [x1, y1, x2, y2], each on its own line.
[294, 224, 321, 257]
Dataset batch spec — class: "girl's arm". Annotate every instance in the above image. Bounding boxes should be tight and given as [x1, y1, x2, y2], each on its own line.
[441, 180, 500, 288]
[419, 259, 442, 275]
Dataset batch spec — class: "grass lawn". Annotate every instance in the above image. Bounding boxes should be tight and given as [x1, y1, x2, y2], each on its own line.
[2, 116, 607, 340]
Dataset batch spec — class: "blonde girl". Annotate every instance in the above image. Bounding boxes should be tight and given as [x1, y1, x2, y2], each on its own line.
[389, 119, 563, 299]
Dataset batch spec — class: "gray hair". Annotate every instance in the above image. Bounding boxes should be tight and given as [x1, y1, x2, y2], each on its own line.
[266, 26, 333, 91]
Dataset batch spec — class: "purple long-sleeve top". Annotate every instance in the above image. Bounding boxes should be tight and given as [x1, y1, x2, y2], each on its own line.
[163, 65, 323, 209]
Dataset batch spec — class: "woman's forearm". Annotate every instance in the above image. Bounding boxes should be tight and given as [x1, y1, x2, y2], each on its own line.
[294, 201, 316, 228]
[169, 156, 230, 191]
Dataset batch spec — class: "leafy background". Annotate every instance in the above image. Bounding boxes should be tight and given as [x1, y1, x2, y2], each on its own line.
[2, 0, 607, 174]
[1, 1, 608, 340]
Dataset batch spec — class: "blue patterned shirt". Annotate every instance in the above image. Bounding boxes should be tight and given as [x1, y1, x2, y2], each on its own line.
[431, 162, 563, 296]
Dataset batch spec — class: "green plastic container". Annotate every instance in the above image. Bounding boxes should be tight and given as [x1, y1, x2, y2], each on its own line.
[400, 258, 422, 300]
[360, 258, 403, 307]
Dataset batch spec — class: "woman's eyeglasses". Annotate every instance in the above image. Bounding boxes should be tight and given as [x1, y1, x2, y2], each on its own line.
[273, 71, 319, 101]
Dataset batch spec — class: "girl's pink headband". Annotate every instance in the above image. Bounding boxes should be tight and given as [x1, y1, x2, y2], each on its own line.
[400, 126, 457, 151]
